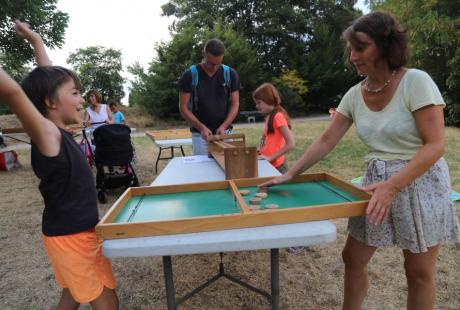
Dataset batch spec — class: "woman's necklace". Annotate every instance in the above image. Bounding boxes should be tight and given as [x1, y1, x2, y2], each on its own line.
[363, 70, 396, 93]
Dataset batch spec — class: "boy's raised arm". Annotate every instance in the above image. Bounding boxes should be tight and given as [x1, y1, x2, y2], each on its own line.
[0, 68, 51, 141]
[15, 20, 52, 67]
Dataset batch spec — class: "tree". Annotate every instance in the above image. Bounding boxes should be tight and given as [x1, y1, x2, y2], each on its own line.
[0, 0, 68, 79]
[371, 0, 460, 126]
[129, 22, 262, 118]
[160, 0, 360, 115]
[67, 46, 125, 102]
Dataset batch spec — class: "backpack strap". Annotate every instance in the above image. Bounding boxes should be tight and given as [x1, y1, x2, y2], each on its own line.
[189, 65, 199, 112]
[190, 65, 199, 88]
[222, 64, 231, 87]
[222, 64, 232, 108]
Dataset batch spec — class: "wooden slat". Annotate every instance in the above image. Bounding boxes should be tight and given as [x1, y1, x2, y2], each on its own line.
[213, 140, 235, 149]
[229, 180, 250, 213]
[129, 181, 230, 196]
[207, 133, 245, 142]
[210, 151, 226, 170]
[0, 127, 25, 134]
[325, 173, 371, 200]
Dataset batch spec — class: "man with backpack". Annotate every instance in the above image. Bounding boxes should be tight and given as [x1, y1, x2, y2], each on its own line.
[178, 38, 240, 155]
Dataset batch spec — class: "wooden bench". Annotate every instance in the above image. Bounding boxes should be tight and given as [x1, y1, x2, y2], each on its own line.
[145, 129, 192, 173]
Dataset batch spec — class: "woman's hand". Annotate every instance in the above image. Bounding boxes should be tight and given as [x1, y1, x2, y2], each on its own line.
[362, 180, 400, 225]
[258, 172, 293, 189]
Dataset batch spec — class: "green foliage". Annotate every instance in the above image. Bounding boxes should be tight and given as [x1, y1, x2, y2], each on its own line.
[67, 46, 125, 102]
[0, 0, 68, 75]
[302, 2, 361, 113]
[272, 69, 308, 113]
[129, 0, 360, 118]
[374, 0, 460, 126]
[275, 69, 309, 95]
[129, 22, 262, 117]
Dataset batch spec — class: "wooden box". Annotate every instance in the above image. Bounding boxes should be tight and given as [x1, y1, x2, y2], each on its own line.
[96, 173, 370, 240]
[207, 133, 258, 179]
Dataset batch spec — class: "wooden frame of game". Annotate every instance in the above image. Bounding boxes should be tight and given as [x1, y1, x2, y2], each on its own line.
[96, 172, 370, 240]
[207, 133, 258, 179]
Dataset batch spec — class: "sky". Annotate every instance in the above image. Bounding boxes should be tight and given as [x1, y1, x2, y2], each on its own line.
[48, 0, 368, 103]
[47, 0, 174, 103]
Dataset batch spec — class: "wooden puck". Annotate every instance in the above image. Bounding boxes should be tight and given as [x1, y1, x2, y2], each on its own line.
[248, 205, 260, 211]
[249, 197, 262, 205]
[255, 192, 267, 199]
[265, 204, 279, 209]
[257, 188, 267, 193]
[239, 189, 250, 196]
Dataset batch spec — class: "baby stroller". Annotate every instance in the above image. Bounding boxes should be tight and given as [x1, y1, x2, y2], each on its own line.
[82, 123, 139, 203]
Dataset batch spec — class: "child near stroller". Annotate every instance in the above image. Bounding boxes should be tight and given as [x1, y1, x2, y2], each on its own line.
[82, 123, 139, 203]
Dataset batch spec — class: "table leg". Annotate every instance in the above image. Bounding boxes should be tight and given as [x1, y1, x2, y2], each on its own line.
[270, 249, 280, 310]
[155, 147, 163, 174]
[163, 256, 177, 310]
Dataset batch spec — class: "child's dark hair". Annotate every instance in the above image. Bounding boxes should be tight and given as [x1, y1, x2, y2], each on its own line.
[252, 83, 291, 134]
[108, 100, 118, 108]
[204, 39, 225, 57]
[21, 66, 81, 117]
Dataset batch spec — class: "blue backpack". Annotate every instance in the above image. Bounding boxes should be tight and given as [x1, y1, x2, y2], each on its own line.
[189, 64, 231, 112]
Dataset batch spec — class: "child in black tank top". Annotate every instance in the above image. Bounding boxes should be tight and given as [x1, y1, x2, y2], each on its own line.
[0, 21, 119, 308]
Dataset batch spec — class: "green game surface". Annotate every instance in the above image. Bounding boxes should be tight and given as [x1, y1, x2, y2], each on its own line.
[242, 181, 360, 210]
[114, 189, 239, 223]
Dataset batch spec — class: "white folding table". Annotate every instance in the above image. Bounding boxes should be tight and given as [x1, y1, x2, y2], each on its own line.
[103, 157, 336, 309]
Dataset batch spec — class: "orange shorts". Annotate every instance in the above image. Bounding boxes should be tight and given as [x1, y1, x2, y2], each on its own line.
[43, 228, 116, 303]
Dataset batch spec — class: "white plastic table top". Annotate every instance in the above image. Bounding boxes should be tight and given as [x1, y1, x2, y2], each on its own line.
[102, 157, 336, 258]
[154, 138, 192, 148]
[153, 157, 282, 186]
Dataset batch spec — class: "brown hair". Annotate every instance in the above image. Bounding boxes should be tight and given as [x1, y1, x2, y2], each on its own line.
[21, 66, 81, 117]
[252, 83, 291, 134]
[86, 89, 102, 103]
[342, 11, 409, 70]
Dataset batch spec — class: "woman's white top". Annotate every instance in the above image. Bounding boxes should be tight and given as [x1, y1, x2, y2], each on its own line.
[85, 104, 109, 129]
[336, 69, 445, 161]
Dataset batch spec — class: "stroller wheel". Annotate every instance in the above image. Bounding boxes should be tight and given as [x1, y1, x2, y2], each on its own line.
[98, 191, 107, 204]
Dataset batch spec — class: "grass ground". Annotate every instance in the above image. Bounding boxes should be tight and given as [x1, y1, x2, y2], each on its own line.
[0, 119, 459, 309]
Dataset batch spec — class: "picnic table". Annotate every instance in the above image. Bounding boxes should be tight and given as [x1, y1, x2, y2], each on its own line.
[145, 129, 192, 173]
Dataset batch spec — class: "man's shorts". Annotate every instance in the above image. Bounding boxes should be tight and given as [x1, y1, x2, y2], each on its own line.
[43, 228, 116, 303]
